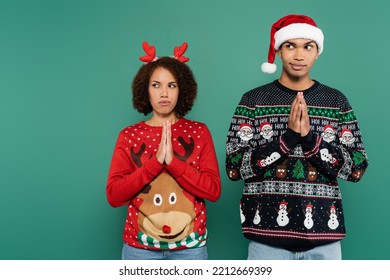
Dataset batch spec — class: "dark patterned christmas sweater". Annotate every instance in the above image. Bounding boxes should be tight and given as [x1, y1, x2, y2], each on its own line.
[107, 118, 221, 250]
[225, 80, 368, 251]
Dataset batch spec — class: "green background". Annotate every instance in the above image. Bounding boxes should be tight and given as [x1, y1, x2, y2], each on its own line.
[1, 0, 388, 260]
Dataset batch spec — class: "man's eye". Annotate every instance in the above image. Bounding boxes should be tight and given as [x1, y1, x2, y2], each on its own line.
[305, 45, 314, 50]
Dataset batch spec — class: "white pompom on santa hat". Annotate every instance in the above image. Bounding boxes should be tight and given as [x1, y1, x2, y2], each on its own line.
[261, 14, 324, 74]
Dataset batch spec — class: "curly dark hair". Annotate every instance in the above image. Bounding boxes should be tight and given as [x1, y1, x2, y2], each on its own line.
[131, 57, 197, 117]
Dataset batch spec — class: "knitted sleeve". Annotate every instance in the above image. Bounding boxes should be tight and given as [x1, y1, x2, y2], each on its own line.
[300, 93, 369, 182]
[225, 92, 300, 181]
[166, 124, 221, 202]
[106, 130, 164, 207]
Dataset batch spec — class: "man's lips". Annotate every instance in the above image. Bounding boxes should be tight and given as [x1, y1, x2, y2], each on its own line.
[290, 64, 305, 71]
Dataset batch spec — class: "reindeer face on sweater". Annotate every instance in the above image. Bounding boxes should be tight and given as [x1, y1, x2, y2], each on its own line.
[134, 173, 196, 242]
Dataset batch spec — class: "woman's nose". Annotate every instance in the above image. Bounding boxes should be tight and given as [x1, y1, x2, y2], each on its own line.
[160, 87, 168, 97]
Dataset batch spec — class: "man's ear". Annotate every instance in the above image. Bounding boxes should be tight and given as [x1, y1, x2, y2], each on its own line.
[277, 49, 282, 58]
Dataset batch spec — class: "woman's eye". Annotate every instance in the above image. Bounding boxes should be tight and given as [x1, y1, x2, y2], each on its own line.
[152, 83, 160, 88]
[168, 83, 177, 88]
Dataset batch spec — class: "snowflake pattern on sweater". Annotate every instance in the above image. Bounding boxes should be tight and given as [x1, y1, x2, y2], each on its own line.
[107, 118, 220, 250]
[226, 80, 368, 251]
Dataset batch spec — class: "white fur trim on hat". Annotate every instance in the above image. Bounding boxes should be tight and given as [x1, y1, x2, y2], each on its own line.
[261, 62, 277, 74]
[274, 23, 324, 54]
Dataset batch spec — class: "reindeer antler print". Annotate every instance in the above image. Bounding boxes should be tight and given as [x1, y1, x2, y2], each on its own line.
[130, 143, 146, 167]
[173, 42, 189, 63]
[174, 136, 194, 162]
[139, 41, 157, 63]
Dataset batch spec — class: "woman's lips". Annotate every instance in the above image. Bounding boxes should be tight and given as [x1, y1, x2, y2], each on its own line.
[159, 100, 171, 106]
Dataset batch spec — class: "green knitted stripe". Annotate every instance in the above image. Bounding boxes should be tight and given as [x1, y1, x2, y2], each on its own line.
[138, 231, 207, 249]
[338, 110, 357, 123]
[234, 105, 356, 122]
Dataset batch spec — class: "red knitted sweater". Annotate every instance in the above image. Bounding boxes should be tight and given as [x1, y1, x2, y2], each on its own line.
[107, 118, 221, 250]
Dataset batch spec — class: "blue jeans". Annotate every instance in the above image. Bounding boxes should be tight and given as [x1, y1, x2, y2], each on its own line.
[247, 241, 342, 260]
[121, 243, 208, 260]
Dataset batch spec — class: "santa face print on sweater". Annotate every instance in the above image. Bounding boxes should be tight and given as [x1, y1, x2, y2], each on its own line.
[321, 125, 336, 143]
[237, 123, 254, 141]
[260, 122, 273, 140]
[340, 129, 355, 145]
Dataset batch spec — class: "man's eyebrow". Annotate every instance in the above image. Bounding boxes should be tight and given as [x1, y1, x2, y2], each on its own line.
[284, 40, 296, 45]
[305, 40, 317, 45]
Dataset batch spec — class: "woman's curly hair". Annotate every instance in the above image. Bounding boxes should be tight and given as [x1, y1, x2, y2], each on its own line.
[132, 57, 197, 118]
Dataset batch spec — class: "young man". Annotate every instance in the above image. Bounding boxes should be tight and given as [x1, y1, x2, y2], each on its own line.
[225, 14, 368, 260]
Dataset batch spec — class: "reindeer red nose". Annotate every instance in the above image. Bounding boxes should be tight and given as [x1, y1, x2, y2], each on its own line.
[162, 225, 171, 234]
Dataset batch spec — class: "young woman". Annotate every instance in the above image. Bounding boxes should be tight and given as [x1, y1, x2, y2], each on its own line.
[106, 42, 221, 260]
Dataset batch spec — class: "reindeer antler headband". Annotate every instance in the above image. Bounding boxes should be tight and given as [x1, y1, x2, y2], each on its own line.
[139, 41, 189, 63]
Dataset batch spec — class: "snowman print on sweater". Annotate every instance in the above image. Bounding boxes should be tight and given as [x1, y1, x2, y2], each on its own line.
[253, 203, 262, 225]
[303, 203, 314, 229]
[276, 201, 290, 227]
[240, 203, 246, 224]
[327, 205, 339, 230]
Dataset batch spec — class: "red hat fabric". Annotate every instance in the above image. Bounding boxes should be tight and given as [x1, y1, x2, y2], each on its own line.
[261, 14, 324, 74]
[324, 125, 335, 132]
[240, 123, 252, 129]
[340, 128, 353, 136]
[260, 122, 272, 130]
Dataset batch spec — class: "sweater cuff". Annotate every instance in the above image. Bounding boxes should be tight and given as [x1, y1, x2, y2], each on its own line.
[280, 128, 300, 154]
[301, 131, 321, 157]
[301, 130, 316, 150]
[144, 157, 164, 177]
[165, 156, 187, 178]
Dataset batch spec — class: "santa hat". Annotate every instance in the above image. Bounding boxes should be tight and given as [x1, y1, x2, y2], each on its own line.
[340, 128, 353, 137]
[279, 201, 288, 207]
[261, 14, 324, 74]
[240, 123, 252, 130]
[260, 122, 272, 131]
[324, 125, 334, 132]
